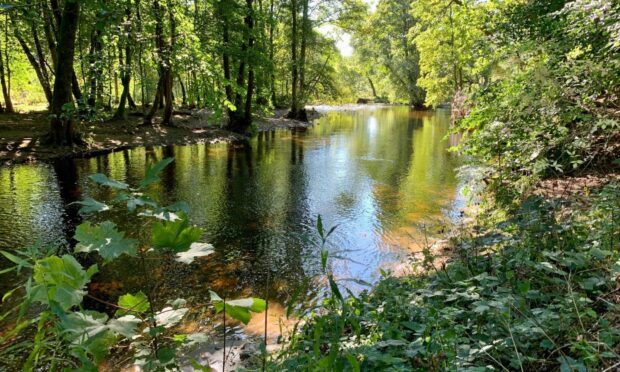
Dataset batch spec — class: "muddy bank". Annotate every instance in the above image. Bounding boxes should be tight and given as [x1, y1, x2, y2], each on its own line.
[0, 108, 322, 165]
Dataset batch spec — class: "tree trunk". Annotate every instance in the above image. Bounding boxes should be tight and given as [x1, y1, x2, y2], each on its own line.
[114, 5, 133, 120]
[87, 29, 103, 108]
[162, 0, 175, 126]
[49, 0, 80, 145]
[244, 0, 256, 125]
[143, 76, 162, 125]
[298, 0, 308, 105]
[0, 37, 14, 113]
[368, 76, 377, 98]
[14, 32, 53, 104]
[289, 0, 298, 114]
[269, 0, 276, 106]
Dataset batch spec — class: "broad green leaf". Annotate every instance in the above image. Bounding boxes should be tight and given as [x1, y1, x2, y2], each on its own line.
[74, 197, 109, 214]
[210, 291, 266, 324]
[152, 213, 202, 253]
[61, 311, 110, 339]
[89, 174, 129, 189]
[126, 194, 157, 212]
[74, 221, 138, 260]
[175, 243, 214, 264]
[31, 256, 96, 310]
[154, 307, 188, 328]
[116, 292, 150, 316]
[140, 157, 175, 188]
[62, 311, 139, 341]
[107, 315, 141, 338]
[157, 347, 176, 365]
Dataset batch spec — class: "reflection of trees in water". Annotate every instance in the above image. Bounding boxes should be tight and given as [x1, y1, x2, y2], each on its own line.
[53, 158, 82, 248]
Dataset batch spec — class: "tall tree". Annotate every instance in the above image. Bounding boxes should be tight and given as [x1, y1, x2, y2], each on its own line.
[49, 0, 81, 145]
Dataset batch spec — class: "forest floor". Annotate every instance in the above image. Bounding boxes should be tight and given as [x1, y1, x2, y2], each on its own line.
[0, 108, 321, 165]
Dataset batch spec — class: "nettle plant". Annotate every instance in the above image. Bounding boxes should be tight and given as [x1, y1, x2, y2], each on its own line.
[0, 157, 265, 371]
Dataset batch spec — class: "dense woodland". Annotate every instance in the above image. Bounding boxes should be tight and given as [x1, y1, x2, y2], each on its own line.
[1, 0, 620, 370]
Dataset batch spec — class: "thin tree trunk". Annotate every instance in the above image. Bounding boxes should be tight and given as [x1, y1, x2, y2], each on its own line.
[162, 0, 175, 126]
[87, 29, 103, 108]
[0, 36, 14, 113]
[114, 5, 133, 119]
[14, 32, 53, 104]
[269, 0, 276, 106]
[368, 76, 377, 98]
[298, 0, 308, 106]
[179, 74, 187, 107]
[289, 0, 298, 114]
[49, 0, 80, 145]
[244, 0, 255, 125]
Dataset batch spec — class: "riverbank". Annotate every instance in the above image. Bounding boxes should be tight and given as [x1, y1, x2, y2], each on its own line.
[0, 108, 321, 165]
[270, 169, 620, 371]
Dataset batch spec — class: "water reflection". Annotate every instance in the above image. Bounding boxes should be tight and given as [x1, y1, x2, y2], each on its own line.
[0, 107, 463, 304]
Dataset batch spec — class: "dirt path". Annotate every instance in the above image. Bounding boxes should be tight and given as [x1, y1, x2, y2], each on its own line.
[0, 108, 321, 165]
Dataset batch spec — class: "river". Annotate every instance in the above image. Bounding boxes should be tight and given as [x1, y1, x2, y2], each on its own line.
[0, 106, 464, 332]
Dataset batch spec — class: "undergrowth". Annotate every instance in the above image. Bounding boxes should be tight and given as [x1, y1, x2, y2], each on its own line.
[271, 183, 620, 371]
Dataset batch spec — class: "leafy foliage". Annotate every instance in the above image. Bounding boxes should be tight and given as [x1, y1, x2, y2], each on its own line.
[274, 184, 620, 371]
[74, 221, 138, 260]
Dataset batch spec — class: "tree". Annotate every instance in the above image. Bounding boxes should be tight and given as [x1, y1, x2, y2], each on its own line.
[49, 0, 81, 145]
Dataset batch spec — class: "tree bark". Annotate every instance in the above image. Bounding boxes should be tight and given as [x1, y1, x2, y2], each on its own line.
[269, 0, 277, 106]
[49, 0, 80, 145]
[114, 5, 133, 119]
[0, 36, 14, 113]
[289, 0, 298, 114]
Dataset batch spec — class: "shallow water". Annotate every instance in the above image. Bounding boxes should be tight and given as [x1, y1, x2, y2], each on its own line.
[0, 106, 463, 308]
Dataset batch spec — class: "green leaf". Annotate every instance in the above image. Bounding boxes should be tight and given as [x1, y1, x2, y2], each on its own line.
[152, 213, 203, 253]
[0, 250, 32, 270]
[317, 215, 324, 238]
[61, 311, 110, 339]
[140, 157, 175, 188]
[321, 250, 329, 272]
[31, 256, 96, 310]
[62, 311, 140, 341]
[116, 292, 150, 316]
[89, 174, 129, 189]
[157, 347, 176, 365]
[346, 353, 361, 372]
[210, 291, 266, 325]
[175, 243, 214, 264]
[74, 221, 138, 260]
[107, 315, 141, 338]
[74, 197, 110, 214]
[154, 307, 188, 328]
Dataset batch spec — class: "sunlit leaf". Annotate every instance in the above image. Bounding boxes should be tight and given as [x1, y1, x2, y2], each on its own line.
[74, 197, 110, 214]
[89, 173, 129, 190]
[154, 307, 188, 328]
[152, 213, 202, 253]
[31, 255, 97, 310]
[116, 292, 150, 316]
[74, 221, 138, 260]
[210, 291, 266, 324]
[175, 243, 214, 264]
[139, 157, 175, 188]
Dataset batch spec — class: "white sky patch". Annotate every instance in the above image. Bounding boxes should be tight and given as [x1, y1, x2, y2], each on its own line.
[318, 24, 354, 57]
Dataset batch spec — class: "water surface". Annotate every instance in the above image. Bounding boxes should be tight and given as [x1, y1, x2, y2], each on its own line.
[0, 106, 463, 306]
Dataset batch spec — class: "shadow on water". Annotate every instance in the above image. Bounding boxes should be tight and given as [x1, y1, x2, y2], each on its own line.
[0, 107, 464, 331]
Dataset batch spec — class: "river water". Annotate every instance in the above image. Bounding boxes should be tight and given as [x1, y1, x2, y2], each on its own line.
[0, 106, 463, 318]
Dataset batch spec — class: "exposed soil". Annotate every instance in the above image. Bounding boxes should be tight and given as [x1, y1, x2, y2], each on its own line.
[0, 108, 322, 165]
